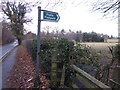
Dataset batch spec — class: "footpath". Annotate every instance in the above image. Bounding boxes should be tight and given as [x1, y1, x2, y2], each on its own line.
[3, 45, 50, 88]
[2, 47, 18, 88]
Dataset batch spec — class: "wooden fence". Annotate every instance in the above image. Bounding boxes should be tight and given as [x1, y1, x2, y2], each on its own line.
[70, 64, 111, 89]
[50, 54, 119, 89]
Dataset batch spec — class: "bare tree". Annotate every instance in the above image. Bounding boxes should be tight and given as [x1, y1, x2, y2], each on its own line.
[92, 0, 120, 14]
[1, 0, 65, 45]
[2, 1, 34, 45]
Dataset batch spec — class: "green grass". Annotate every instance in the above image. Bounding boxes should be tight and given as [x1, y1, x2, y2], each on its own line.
[107, 39, 119, 43]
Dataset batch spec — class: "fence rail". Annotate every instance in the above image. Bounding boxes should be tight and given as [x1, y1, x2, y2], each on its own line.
[109, 79, 120, 89]
[50, 56, 112, 89]
[71, 64, 111, 89]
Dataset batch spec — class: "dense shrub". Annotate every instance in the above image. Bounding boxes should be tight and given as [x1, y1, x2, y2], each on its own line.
[31, 38, 100, 87]
[114, 44, 120, 62]
[22, 39, 33, 55]
[32, 38, 56, 75]
[82, 32, 104, 42]
[111, 44, 120, 84]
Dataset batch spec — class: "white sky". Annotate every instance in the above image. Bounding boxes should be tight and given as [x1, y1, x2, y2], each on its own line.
[0, 0, 118, 36]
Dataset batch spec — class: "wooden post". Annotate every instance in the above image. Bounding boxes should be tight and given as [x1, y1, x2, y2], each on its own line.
[51, 49, 57, 87]
[60, 65, 66, 88]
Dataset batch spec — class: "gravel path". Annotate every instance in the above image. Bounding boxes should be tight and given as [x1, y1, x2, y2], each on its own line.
[2, 47, 18, 88]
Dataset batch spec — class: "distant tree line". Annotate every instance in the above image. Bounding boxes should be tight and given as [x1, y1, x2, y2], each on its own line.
[40, 27, 110, 42]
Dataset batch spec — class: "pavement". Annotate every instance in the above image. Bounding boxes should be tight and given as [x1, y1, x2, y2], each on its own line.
[2, 47, 18, 88]
[0, 40, 18, 89]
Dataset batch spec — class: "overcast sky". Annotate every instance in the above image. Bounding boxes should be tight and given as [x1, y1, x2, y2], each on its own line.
[24, 0, 118, 37]
[0, 0, 118, 36]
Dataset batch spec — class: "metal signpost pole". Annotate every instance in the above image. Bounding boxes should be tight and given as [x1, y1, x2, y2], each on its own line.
[35, 6, 41, 88]
[34, 7, 60, 88]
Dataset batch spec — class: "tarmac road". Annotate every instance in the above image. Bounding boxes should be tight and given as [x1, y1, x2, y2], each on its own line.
[0, 40, 18, 62]
[0, 40, 18, 89]
[2, 47, 18, 88]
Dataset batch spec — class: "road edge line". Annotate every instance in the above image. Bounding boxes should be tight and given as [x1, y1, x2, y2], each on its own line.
[0, 45, 19, 63]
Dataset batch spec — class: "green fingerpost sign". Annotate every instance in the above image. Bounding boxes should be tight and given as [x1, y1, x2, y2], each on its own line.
[43, 10, 60, 22]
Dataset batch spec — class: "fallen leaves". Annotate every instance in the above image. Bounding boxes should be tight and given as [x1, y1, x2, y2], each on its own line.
[6, 45, 50, 88]
[39, 73, 50, 89]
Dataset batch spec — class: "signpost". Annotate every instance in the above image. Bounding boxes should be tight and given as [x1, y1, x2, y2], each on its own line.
[42, 10, 60, 22]
[35, 6, 41, 88]
[35, 7, 60, 88]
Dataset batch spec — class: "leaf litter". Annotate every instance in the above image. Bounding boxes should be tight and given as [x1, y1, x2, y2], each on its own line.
[6, 45, 50, 88]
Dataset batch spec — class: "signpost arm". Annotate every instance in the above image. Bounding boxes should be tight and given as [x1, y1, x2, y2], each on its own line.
[35, 6, 41, 88]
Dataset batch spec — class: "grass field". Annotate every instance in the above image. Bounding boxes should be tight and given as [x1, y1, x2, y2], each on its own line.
[107, 39, 119, 43]
[80, 42, 118, 64]
[80, 42, 117, 51]
[79, 42, 120, 84]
